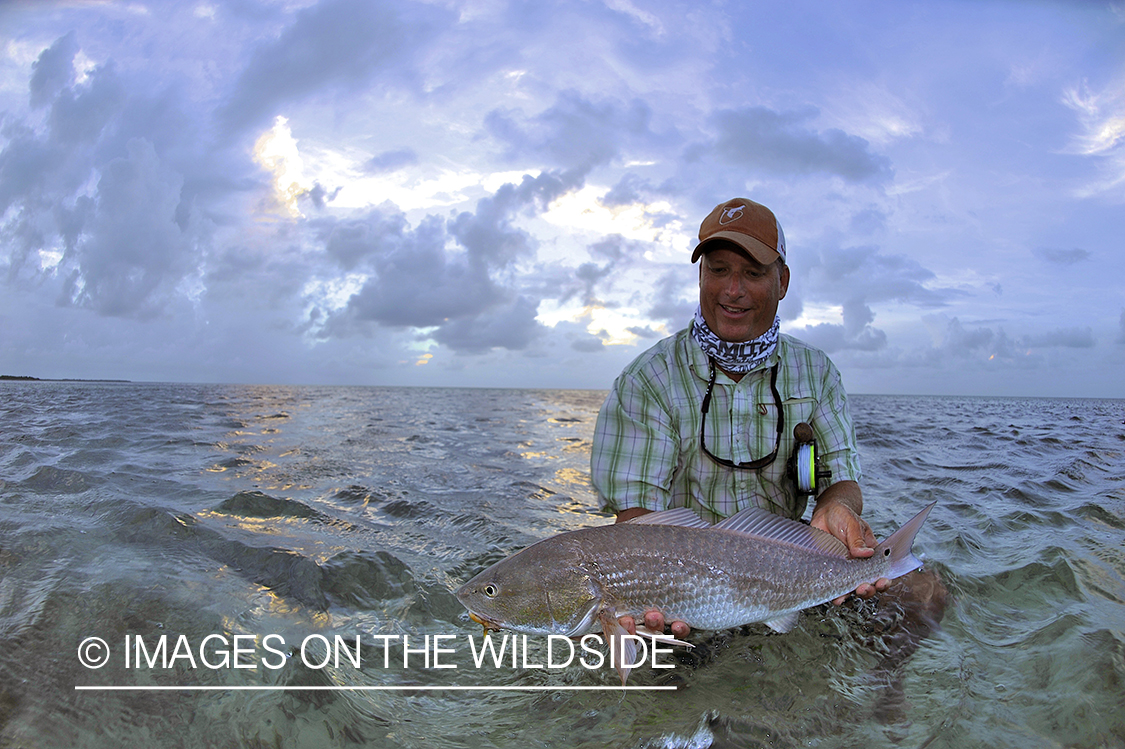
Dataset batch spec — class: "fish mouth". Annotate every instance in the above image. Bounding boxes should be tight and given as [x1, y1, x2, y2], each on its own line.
[468, 611, 503, 634]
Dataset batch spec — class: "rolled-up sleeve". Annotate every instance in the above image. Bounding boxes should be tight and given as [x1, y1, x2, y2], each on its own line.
[809, 358, 862, 488]
[591, 370, 678, 516]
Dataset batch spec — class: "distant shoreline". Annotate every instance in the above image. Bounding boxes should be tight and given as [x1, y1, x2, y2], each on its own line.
[0, 375, 131, 383]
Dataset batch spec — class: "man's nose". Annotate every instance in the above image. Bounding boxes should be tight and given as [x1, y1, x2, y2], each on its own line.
[724, 273, 746, 298]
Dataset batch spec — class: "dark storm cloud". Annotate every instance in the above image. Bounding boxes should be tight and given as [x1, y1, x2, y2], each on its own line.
[65, 139, 196, 318]
[217, 0, 447, 136]
[318, 208, 409, 270]
[431, 295, 542, 353]
[29, 30, 78, 109]
[318, 171, 580, 352]
[1, 34, 205, 320]
[689, 106, 891, 182]
[336, 212, 504, 329]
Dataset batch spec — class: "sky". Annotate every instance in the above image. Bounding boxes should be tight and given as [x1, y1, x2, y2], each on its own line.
[0, 0, 1123, 397]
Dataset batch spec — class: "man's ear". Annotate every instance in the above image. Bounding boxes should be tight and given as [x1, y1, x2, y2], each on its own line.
[778, 263, 790, 300]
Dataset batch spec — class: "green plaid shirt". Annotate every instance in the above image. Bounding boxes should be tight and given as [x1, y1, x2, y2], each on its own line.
[591, 328, 861, 524]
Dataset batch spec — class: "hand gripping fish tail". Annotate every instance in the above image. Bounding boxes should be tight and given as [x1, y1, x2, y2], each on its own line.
[455, 501, 938, 685]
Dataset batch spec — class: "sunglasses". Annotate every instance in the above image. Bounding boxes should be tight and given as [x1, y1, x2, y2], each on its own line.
[699, 359, 784, 470]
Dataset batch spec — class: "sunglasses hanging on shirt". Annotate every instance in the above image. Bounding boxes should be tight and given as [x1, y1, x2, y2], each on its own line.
[699, 358, 831, 495]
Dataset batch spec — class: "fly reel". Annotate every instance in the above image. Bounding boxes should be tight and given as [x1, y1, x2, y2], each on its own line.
[787, 422, 832, 496]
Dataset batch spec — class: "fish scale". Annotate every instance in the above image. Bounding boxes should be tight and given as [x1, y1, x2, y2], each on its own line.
[574, 523, 876, 630]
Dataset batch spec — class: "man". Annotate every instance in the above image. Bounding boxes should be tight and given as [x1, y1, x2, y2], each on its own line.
[591, 197, 890, 639]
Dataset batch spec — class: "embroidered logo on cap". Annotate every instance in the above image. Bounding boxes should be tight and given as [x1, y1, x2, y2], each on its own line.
[718, 205, 745, 225]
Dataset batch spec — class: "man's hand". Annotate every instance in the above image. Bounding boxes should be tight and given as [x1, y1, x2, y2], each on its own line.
[618, 610, 692, 639]
[811, 481, 890, 604]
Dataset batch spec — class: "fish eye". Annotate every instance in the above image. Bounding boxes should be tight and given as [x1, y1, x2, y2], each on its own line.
[883, 549, 891, 557]
[484, 584, 499, 597]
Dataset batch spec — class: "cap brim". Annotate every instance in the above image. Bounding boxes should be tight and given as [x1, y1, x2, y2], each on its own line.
[691, 232, 781, 264]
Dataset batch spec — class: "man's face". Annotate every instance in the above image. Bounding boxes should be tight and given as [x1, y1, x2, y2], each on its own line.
[699, 245, 790, 342]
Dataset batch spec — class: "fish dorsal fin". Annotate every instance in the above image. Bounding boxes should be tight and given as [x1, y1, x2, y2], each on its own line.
[624, 508, 712, 529]
[714, 507, 850, 558]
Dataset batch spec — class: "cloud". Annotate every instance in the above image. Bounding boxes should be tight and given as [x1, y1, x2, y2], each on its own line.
[217, 0, 445, 136]
[690, 106, 892, 182]
[787, 244, 960, 352]
[327, 212, 495, 330]
[29, 30, 78, 109]
[1061, 77, 1125, 197]
[1, 35, 209, 320]
[317, 208, 409, 270]
[912, 316, 1095, 369]
[645, 268, 696, 328]
[50, 59, 126, 146]
[485, 90, 660, 173]
[1119, 310, 1125, 345]
[1063, 80, 1125, 156]
[552, 233, 648, 307]
[1022, 327, 1095, 349]
[1033, 247, 1090, 265]
[794, 322, 887, 353]
[303, 182, 342, 211]
[600, 173, 651, 207]
[317, 171, 579, 352]
[63, 138, 198, 318]
[363, 148, 418, 174]
[432, 295, 543, 353]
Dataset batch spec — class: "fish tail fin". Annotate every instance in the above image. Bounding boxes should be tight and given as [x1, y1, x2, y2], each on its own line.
[874, 501, 936, 579]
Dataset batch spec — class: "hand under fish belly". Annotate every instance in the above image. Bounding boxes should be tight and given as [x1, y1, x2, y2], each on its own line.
[456, 502, 936, 685]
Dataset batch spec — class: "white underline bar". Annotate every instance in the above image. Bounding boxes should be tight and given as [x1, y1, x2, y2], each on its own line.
[75, 685, 677, 692]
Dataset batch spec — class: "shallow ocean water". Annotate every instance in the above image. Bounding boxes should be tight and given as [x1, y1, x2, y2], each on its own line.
[0, 382, 1122, 748]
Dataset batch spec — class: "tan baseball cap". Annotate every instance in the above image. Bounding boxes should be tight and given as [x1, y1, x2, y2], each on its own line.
[691, 198, 787, 265]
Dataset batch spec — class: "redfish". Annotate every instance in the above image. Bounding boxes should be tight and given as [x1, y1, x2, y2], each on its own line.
[456, 502, 936, 684]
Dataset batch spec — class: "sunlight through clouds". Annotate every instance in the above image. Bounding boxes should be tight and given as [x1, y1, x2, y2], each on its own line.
[253, 116, 309, 217]
[540, 188, 682, 247]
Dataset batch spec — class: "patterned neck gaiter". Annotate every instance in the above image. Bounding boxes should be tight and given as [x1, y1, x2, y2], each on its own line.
[690, 306, 780, 374]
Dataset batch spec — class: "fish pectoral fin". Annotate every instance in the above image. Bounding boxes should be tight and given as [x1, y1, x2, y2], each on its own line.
[763, 612, 800, 633]
[598, 610, 638, 686]
[635, 625, 693, 649]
